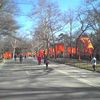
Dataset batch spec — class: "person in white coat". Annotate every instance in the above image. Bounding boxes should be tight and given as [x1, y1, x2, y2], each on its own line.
[91, 57, 96, 71]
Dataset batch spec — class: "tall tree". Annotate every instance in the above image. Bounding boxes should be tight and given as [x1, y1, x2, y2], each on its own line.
[0, 0, 19, 36]
[31, 0, 65, 57]
[85, 0, 100, 48]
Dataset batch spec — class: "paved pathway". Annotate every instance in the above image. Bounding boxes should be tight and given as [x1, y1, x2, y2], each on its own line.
[0, 57, 100, 100]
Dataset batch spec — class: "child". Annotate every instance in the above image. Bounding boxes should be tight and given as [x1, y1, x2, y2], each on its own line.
[45, 58, 49, 69]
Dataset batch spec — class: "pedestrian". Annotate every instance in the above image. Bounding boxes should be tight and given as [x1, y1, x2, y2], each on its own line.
[37, 55, 41, 65]
[24, 55, 26, 59]
[14, 54, 17, 61]
[44, 56, 49, 69]
[45, 58, 49, 70]
[44, 55, 47, 64]
[19, 54, 23, 63]
[91, 56, 96, 71]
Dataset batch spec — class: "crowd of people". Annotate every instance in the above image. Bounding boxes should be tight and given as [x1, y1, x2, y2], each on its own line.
[14, 53, 49, 70]
[14, 54, 26, 63]
[37, 54, 49, 69]
[13, 53, 98, 71]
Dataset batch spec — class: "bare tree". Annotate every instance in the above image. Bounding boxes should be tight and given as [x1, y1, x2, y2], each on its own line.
[62, 10, 77, 58]
[0, 0, 20, 56]
[31, 0, 66, 58]
[78, 0, 100, 57]
[85, 0, 100, 48]
[57, 33, 70, 57]
[0, 0, 19, 36]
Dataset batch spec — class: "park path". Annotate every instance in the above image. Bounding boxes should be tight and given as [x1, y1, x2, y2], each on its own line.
[0, 57, 100, 100]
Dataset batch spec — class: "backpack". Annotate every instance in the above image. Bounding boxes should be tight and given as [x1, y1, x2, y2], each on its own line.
[93, 59, 96, 63]
[46, 60, 49, 64]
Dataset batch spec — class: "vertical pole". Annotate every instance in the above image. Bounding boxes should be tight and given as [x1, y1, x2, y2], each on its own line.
[13, 39, 16, 59]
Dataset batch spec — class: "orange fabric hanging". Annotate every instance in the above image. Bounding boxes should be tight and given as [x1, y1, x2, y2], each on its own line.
[55, 43, 65, 55]
[3, 51, 12, 59]
[49, 47, 53, 56]
[67, 47, 76, 54]
[79, 35, 94, 54]
[80, 36, 94, 49]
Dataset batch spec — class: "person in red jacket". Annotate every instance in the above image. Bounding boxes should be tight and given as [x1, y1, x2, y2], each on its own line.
[37, 55, 41, 65]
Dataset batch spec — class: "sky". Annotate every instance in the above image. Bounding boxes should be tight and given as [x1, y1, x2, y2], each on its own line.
[15, 0, 83, 36]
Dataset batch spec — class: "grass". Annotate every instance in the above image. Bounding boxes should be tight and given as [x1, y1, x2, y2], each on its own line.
[66, 59, 100, 72]
[0, 60, 3, 63]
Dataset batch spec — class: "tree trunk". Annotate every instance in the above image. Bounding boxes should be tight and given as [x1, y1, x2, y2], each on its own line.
[13, 47, 15, 59]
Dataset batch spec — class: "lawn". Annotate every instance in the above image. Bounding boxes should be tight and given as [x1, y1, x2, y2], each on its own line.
[66, 59, 100, 72]
[0, 60, 2, 63]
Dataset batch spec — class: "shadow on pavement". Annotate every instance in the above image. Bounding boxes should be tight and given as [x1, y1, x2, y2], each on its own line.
[0, 87, 100, 100]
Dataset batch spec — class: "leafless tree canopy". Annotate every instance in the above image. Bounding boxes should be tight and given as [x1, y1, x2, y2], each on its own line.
[0, 0, 100, 55]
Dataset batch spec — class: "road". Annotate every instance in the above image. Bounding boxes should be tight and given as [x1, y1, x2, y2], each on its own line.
[0, 57, 100, 100]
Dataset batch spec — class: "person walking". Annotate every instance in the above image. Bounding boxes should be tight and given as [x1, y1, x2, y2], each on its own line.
[45, 58, 49, 70]
[14, 54, 17, 61]
[37, 55, 41, 65]
[91, 56, 96, 71]
[24, 55, 26, 59]
[44, 55, 47, 64]
[19, 54, 23, 63]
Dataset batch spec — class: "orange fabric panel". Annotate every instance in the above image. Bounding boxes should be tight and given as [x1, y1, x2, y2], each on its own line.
[38, 49, 44, 57]
[49, 48, 53, 55]
[45, 49, 48, 55]
[26, 52, 32, 56]
[67, 47, 76, 54]
[72, 48, 76, 54]
[80, 36, 94, 49]
[88, 48, 93, 55]
[67, 47, 72, 54]
[3, 51, 12, 59]
[55, 43, 64, 54]
[79, 35, 94, 54]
